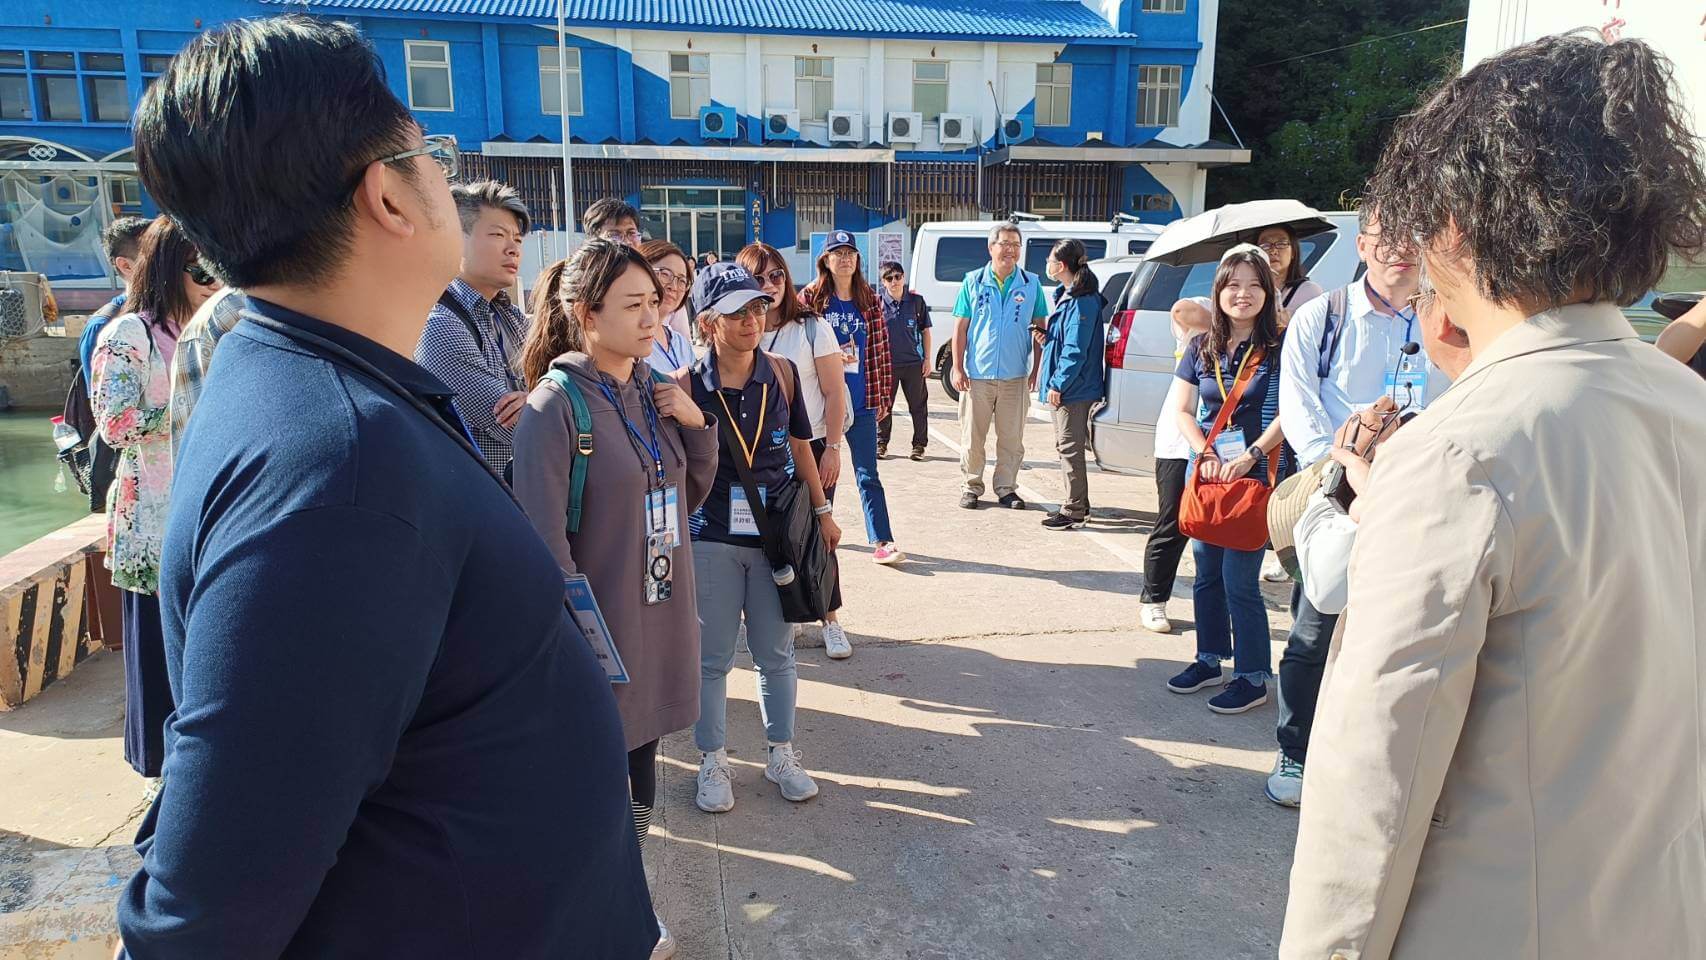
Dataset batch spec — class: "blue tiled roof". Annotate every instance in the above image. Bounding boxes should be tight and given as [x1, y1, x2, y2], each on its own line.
[258, 0, 1134, 41]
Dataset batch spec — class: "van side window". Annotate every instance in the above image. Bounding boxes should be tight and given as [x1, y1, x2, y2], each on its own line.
[1136, 261, 1217, 311]
[933, 237, 992, 283]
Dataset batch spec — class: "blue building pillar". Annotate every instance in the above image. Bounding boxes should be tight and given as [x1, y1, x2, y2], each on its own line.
[120, 29, 143, 110]
[616, 49, 636, 142]
[1110, 47, 1132, 147]
[480, 24, 504, 141]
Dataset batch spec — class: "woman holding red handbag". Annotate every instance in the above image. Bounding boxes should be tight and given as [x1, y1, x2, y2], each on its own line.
[1163, 245, 1287, 715]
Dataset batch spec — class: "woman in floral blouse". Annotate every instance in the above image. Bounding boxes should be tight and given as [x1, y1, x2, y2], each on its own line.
[91, 216, 222, 777]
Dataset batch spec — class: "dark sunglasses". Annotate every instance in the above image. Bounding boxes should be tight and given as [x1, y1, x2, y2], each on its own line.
[185, 261, 218, 286]
[758, 268, 788, 286]
[882, 273, 904, 282]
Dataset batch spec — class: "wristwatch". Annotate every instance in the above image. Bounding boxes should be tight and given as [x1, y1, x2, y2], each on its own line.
[824, 441, 844, 450]
[812, 503, 834, 517]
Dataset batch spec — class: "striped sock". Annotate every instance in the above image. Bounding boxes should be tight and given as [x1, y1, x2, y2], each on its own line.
[632, 800, 653, 850]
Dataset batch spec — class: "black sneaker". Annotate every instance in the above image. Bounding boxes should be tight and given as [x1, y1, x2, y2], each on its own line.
[1041, 512, 1086, 531]
[910, 446, 925, 461]
[1208, 678, 1270, 715]
[876, 442, 888, 459]
[997, 493, 1026, 510]
[959, 492, 981, 510]
[1166, 661, 1226, 694]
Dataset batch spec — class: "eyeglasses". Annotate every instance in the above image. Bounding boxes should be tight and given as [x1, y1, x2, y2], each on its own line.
[601, 228, 644, 245]
[993, 240, 1022, 250]
[1406, 287, 1437, 315]
[720, 301, 770, 322]
[653, 267, 688, 290]
[184, 260, 219, 287]
[758, 268, 788, 286]
[1257, 240, 1293, 254]
[374, 134, 460, 181]
[827, 248, 859, 260]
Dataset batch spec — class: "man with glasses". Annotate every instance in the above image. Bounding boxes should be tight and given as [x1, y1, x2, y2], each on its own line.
[417, 179, 533, 470]
[118, 16, 657, 958]
[1264, 205, 1452, 808]
[877, 261, 932, 460]
[583, 197, 643, 246]
[950, 223, 1049, 509]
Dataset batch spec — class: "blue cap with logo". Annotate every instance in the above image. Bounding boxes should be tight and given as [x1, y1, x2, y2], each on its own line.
[824, 229, 858, 254]
[690, 261, 772, 317]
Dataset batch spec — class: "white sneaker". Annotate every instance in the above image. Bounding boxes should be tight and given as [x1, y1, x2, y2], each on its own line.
[765, 742, 819, 801]
[1264, 752, 1304, 808]
[823, 621, 853, 660]
[651, 914, 678, 960]
[696, 749, 735, 813]
[1140, 603, 1172, 634]
[1262, 555, 1291, 582]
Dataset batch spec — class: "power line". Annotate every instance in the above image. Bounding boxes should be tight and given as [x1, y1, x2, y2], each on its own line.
[1250, 18, 1469, 69]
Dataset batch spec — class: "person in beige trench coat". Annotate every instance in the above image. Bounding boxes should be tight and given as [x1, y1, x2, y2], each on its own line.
[1280, 33, 1706, 960]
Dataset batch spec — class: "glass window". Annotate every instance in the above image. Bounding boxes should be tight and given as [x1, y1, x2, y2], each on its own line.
[0, 75, 28, 119]
[795, 57, 833, 123]
[0, 51, 23, 68]
[1025, 238, 1104, 284]
[404, 41, 453, 111]
[36, 75, 80, 121]
[141, 54, 173, 73]
[111, 175, 143, 207]
[86, 75, 127, 122]
[1034, 63, 1071, 127]
[1132, 192, 1174, 213]
[32, 51, 75, 70]
[1142, 0, 1188, 10]
[1137, 64, 1182, 127]
[538, 45, 583, 116]
[912, 61, 948, 118]
[1136, 261, 1216, 311]
[719, 212, 745, 258]
[1030, 195, 1066, 219]
[669, 53, 710, 119]
[81, 52, 124, 72]
[932, 236, 989, 283]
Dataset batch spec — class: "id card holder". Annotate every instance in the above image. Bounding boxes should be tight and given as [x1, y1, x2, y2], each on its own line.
[1386, 364, 1428, 408]
[646, 484, 680, 551]
[841, 340, 860, 373]
[729, 484, 766, 537]
[564, 574, 628, 683]
[1211, 427, 1248, 461]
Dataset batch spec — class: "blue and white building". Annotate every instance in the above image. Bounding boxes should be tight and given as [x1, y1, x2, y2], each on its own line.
[1, 0, 1244, 297]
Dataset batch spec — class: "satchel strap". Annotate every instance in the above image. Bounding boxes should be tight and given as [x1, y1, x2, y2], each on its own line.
[1200, 343, 1265, 450]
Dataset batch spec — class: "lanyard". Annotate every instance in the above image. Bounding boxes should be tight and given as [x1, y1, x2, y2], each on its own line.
[714, 384, 768, 468]
[1212, 340, 1257, 404]
[1365, 282, 1417, 356]
[657, 328, 688, 371]
[596, 378, 667, 488]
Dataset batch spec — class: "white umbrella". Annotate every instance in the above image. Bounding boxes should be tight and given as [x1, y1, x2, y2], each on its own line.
[1144, 199, 1334, 266]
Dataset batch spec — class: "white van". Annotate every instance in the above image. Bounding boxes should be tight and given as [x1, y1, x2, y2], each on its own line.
[909, 216, 1163, 399]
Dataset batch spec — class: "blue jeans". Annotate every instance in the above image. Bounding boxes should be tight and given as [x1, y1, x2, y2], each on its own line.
[845, 411, 895, 544]
[693, 540, 797, 751]
[1191, 540, 1273, 682]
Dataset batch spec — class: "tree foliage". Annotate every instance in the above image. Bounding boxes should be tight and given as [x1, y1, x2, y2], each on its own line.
[1206, 0, 1470, 211]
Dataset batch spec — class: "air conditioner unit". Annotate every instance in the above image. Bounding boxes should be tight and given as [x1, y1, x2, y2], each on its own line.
[999, 113, 1034, 146]
[886, 111, 923, 144]
[763, 109, 801, 142]
[827, 110, 864, 143]
[699, 105, 737, 140]
[937, 113, 975, 147]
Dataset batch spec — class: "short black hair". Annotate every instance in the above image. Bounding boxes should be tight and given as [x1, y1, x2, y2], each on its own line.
[879, 261, 904, 278]
[1367, 33, 1706, 309]
[132, 15, 420, 288]
[101, 216, 151, 263]
[583, 198, 639, 237]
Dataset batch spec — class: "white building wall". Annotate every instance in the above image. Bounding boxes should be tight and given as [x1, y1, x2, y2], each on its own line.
[1166, 0, 1217, 145]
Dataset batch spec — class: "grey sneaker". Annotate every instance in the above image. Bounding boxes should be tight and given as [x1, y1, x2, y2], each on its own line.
[650, 914, 678, 960]
[823, 621, 853, 659]
[695, 749, 735, 813]
[1265, 752, 1304, 808]
[765, 742, 819, 802]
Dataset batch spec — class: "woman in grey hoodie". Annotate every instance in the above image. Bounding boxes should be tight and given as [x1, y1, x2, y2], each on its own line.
[511, 239, 719, 960]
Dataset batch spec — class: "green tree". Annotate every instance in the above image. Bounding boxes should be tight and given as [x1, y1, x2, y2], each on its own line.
[1205, 0, 1469, 210]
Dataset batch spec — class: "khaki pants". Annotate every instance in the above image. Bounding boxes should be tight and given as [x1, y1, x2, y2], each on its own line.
[958, 376, 1029, 498]
[1052, 400, 1093, 518]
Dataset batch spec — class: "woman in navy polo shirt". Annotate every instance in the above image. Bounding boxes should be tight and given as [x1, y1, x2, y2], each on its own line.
[1162, 245, 1288, 715]
[685, 262, 841, 816]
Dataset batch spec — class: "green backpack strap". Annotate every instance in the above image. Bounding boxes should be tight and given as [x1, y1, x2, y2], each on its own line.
[542, 369, 593, 535]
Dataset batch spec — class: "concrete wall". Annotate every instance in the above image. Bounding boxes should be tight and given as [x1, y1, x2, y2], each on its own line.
[0, 334, 78, 409]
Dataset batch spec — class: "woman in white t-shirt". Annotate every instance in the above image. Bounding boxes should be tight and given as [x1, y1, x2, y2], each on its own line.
[736, 242, 856, 660]
[638, 239, 696, 372]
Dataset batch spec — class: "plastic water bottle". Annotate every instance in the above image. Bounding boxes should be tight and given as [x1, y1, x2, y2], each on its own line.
[50, 416, 78, 493]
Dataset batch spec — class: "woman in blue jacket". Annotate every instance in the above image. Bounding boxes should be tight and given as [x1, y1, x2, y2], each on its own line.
[1036, 238, 1107, 530]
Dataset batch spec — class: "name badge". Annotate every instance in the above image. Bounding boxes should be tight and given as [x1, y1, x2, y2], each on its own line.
[1385, 363, 1429, 408]
[564, 574, 628, 683]
[647, 484, 680, 551]
[730, 484, 767, 537]
[841, 340, 860, 373]
[1212, 427, 1249, 461]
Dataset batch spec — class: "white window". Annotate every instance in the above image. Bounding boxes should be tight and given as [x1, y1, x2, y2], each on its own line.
[795, 57, 833, 123]
[1142, 0, 1188, 11]
[1035, 63, 1071, 127]
[1137, 64, 1181, 127]
[1031, 194, 1065, 218]
[795, 195, 834, 252]
[670, 53, 710, 119]
[912, 61, 948, 118]
[538, 45, 583, 116]
[405, 40, 453, 111]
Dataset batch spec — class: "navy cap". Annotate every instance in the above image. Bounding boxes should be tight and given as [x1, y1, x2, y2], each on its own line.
[824, 229, 857, 253]
[690, 261, 771, 317]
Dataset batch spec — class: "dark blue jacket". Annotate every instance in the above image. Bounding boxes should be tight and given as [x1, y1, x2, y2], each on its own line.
[118, 298, 656, 960]
[1039, 285, 1107, 405]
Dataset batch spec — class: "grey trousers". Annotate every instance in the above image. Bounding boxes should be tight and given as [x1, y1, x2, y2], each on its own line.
[1051, 400, 1093, 519]
[958, 376, 1028, 498]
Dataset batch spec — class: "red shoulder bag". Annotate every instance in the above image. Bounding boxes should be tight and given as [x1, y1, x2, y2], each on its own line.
[1179, 347, 1280, 552]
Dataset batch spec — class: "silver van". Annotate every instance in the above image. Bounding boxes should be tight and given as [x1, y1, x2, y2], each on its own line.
[1090, 212, 1364, 476]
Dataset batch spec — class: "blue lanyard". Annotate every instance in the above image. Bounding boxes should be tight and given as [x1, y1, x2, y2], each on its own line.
[596, 379, 666, 487]
[1365, 282, 1417, 355]
[660, 329, 688, 371]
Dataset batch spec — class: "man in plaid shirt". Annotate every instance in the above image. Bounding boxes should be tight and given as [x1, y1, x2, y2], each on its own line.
[415, 181, 531, 469]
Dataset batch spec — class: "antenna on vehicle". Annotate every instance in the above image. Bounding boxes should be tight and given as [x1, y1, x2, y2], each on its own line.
[1110, 212, 1142, 229]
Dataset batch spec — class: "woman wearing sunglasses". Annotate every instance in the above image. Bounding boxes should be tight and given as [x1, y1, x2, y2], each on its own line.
[685, 262, 840, 816]
[638, 238, 695, 370]
[90, 215, 221, 779]
[511, 238, 718, 960]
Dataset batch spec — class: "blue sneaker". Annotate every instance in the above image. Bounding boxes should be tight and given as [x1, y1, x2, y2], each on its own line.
[1207, 677, 1269, 715]
[1166, 661, 1226, 694]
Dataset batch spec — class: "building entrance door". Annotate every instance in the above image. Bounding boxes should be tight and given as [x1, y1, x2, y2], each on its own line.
[641, 187, 746, 261]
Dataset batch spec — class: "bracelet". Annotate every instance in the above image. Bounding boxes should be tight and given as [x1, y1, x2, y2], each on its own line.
[812, 503, 833, 516]
[824, 441, 843, 450]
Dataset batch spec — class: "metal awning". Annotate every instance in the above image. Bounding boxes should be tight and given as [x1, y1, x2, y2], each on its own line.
[980, 143, 1251, 168]
[481, 141, 896, 164]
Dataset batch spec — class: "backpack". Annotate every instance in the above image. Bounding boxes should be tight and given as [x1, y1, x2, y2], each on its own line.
[539, 366, 674, 535]
[1314, 286, 1352, 380]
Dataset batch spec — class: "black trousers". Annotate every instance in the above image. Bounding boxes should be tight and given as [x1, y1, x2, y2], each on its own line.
[1276, 585, 1340, 763]
[122, 589, 175, 778]
[628, 739, 659, 849]
[1141, 458, 1190, 603]
[878, 363, 930, 450]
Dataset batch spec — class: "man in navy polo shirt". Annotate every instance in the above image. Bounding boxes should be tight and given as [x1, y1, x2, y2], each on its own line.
[117, 17, 656, 958]
[948, 222, 1049, 509]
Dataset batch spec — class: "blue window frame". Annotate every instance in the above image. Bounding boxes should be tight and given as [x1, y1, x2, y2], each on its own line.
[0, 47, 130, 124]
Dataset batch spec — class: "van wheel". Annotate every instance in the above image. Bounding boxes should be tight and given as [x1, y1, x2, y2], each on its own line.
[934, 345, 959, 403]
